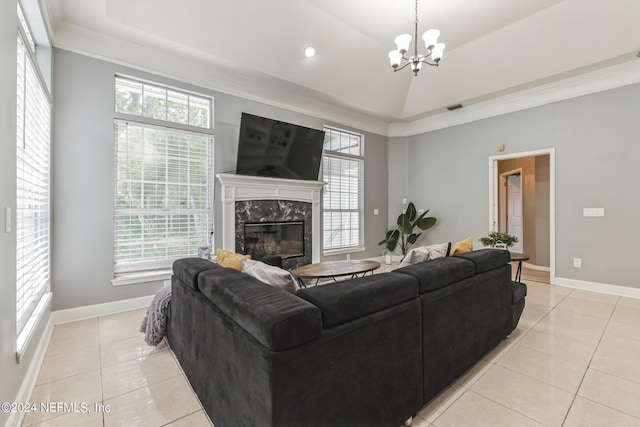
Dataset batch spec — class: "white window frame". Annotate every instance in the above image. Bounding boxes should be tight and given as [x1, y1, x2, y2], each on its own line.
[16, 1, 52, 361]
[112, 76, 214, 284]
[321, 126, 365, 255]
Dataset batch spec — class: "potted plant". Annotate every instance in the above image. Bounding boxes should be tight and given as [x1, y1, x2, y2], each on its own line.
[379, 202, 437, 258]
[479, 231, 518, 249]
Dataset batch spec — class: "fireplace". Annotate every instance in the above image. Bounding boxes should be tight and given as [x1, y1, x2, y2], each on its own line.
[244, 221, 305, 259]
[216, 173, 325, 269]
[235, 199, 312, 269]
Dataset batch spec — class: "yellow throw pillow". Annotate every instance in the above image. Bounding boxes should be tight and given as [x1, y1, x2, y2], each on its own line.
[450, 237, 473, 256]
[216, 249, 251, 271]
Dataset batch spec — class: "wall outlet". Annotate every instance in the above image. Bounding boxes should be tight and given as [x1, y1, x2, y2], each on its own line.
[402, 198, 407, 205]
[573, 258, 582, 268]
[373, 209, 379, 215]
[583, 208, 605, 217]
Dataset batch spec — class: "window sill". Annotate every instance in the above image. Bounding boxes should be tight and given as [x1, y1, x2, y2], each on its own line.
[17, 292, 52, 363]
[323, 246, 366, 257]
[111, 270, 172, 287]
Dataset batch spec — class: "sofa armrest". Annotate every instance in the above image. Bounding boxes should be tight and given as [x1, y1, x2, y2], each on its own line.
[172, 257, 220, 291]
[197, 268, 321, 351]
[454, 249, 510, 273]
[297, 272, 419, 328]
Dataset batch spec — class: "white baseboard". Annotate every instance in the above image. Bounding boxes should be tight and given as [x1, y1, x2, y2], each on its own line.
[6, 316, 54, 427]
[50, 295, 154, 325]
[555, 277, 640, 299]
[522, 262, 550, 272]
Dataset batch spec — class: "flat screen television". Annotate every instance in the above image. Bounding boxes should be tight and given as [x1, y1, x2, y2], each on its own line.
[235, 113, 325, 181]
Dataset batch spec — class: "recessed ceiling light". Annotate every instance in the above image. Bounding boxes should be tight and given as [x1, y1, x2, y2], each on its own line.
[304, 45, 316, 58]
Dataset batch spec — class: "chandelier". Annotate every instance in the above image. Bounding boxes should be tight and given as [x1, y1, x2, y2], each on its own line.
[388, 0, 445, 76]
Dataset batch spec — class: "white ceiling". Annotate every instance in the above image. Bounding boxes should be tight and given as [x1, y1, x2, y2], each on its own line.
[43, 0, 640, 133]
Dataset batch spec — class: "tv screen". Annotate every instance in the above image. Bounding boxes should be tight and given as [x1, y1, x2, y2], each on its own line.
[235, 113, 325, 181]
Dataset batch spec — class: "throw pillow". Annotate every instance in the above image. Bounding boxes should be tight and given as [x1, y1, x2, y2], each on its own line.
[240, 259, 299, 294]
[399, 242, 450, 268]
[216, 249, 251, 271]
[450, 237, 473, 256]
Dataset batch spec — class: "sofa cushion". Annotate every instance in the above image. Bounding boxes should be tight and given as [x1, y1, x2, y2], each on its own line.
[455, 248, 511, 274]
[449, 237, 473, 256]
[398, 242, 450, 268]
[395, 257, 475, 294]
[172, 257, 220, 291]
[510, 280, 527, 304]
[216, 249, 251, 271]
[297, 272, 419, 328]
[240, 258, 299, 293]
[198, 268, 321, 351]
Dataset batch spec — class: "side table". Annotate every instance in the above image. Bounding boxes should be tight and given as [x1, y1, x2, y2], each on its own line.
[509, 252, 529, 282]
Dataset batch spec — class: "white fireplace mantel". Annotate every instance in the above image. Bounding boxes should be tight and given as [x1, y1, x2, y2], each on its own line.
[216, 173, 325, 262]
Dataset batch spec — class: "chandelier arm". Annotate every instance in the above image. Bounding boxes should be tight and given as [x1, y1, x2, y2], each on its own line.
[418, 58, 440, 67]
[393, 62, 414, 72]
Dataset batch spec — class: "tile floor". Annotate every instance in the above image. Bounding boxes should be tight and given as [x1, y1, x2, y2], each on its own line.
[23, 268, 640, 426]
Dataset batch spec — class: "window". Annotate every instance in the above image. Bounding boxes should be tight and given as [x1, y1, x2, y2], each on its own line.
[322, 127, 364, 252]
[16, 3, 51, 356]
[114, 77, 213, 276]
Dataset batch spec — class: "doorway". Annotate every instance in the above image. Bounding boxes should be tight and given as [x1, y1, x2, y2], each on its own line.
[489, 148, 555, 283]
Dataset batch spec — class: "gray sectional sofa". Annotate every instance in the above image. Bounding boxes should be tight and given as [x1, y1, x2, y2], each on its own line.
[167, 249, 526, 427]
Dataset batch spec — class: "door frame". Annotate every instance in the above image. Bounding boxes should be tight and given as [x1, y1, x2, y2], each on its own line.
[488, 148, 555, 283]
[499, 168, 523, 251]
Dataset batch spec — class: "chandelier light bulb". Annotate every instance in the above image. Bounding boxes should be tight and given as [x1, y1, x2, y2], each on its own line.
[422, 29, 440, 49]
[431, 43, 445, 62]
[394, 34, 412, 53]
[388, 50, 402, 68]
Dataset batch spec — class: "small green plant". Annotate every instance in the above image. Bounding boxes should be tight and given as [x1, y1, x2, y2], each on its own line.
[479, 231, 518, 248]
[378, 202, 437, 257]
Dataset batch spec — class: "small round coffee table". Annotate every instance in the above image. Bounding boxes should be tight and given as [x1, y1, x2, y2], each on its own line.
[292, 260, 381, 287]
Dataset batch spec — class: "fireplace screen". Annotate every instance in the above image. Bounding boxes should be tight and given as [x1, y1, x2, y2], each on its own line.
[243, 221, 304, 259]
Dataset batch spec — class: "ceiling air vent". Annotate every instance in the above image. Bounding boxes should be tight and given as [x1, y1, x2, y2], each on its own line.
[446, 104, 463, 111]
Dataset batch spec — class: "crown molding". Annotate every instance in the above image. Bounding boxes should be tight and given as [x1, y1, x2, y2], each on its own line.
[388, 58, 640, 137]
[45, 10, 640, 139]
[50, 22, 391, 136]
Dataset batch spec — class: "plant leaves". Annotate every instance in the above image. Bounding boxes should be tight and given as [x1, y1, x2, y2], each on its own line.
[407, 233, 421, 244]
[405, 203, 417, 222]
[416, 217, 436, 230]
[397, 214, 412, 234]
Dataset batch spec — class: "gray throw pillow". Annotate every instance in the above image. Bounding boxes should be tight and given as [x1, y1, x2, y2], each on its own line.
[399, 242, 450, 268]
[240, 259, 299, 293]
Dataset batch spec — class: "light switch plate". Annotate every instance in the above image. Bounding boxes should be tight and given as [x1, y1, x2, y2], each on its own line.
[5, 207, 10, 233]
[583, 208, 605, 217]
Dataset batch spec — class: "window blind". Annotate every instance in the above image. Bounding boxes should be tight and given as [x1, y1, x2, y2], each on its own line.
[16, 34, 51, 339]
[114, 120, 213, 273]
[322, 127, 364, 251]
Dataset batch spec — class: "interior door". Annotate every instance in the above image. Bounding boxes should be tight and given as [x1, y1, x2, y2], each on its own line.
[506, 174, 523, 253]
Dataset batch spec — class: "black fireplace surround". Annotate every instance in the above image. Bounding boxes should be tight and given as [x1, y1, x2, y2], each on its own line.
[235, 199, 312, 270]
[168, 249, 527, 427]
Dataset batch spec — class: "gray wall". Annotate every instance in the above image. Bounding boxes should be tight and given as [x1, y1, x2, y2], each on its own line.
[0, 1, 51, 424]
[406, 83, 640, 289]
[52, 48, 388, 310]
[387, 137, 409, 231]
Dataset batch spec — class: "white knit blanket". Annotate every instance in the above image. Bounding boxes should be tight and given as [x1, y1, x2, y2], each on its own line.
[139, 286, 171, 346]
